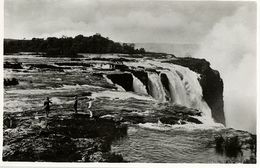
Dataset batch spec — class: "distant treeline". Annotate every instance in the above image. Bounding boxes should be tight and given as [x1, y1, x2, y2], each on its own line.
[4, 34, 146, 56]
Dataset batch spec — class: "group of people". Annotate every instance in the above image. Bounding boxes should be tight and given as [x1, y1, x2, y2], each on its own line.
[43, 96, 93, 117]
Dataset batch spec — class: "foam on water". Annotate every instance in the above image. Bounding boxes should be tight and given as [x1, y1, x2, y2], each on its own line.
[103, 75, 113, 84]
[138, 121, 224, 132]
[132, 74, 148, 95]
[91, 90, 154, 101]
[115, 84, 126, 91]
[51, 97, 69, 105]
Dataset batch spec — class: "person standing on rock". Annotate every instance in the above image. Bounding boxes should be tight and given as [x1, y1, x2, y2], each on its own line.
[74, 95, 78, 114]
[87, 97, 93, 118]
[44, 97, 52, 117]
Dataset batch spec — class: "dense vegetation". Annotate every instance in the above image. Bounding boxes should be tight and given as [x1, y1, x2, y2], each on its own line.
[4, 34, 146, 56]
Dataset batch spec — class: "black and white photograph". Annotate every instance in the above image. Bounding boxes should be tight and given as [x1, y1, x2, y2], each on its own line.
[1, 0, 258, 165]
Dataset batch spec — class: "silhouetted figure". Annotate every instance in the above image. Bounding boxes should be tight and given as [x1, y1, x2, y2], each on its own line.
[44, 97, 52, 117]
[87, 98, 93, 118]
[74, 96, 78, 113]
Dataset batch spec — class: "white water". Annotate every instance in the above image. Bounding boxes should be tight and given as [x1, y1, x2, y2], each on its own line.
[140, 61, 214, 124]
[163, 70, 187, 105]
[115, 84, 126, 91]
[147, 73, 167, 102]
[102, 60, 215, 125]
[91, 90, 154, 101]
[103, 75, 113, 84]
[164, 67, 212, 120]
[132, 74, 148, 95]
[138, 122, 224, 132]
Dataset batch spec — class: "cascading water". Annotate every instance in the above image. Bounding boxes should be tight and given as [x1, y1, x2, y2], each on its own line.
[160, 64, 214, 123]
[138, 61, 215, 124]
[132, 74, 148, 95]
[147, 73, 167, 102]
[104, 60, 215, 124]
[103, 75, 113, 84]
[163, 70, 188, 105]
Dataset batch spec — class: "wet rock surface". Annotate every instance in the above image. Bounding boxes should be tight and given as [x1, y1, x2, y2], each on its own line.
[3, 112, 127, 162]
[213, 129, 256, 163]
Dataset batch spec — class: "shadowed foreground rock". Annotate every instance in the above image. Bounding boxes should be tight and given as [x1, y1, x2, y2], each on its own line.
[4, 78, 19, 86]
[214, 130, 256, 163]
[3, 112, 127, 162]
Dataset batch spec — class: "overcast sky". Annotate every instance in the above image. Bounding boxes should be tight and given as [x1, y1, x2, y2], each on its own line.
[4, 0, 255, 43]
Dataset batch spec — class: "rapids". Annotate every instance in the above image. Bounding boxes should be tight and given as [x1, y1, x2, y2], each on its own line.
[4, 53, 254, 163]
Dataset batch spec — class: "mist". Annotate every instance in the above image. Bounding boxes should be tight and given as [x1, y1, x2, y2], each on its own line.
[195, 5, 256, 133]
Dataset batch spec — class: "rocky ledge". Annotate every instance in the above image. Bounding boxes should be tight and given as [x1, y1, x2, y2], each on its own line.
[3, 98, 208, 162]
[3, 111, 127, 162]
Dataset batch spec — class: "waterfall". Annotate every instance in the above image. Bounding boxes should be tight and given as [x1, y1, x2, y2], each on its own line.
[163, 65, 212, 120]
[103, 75, 113, 84]
[147, 73, 166, 102]
[163, 71, 188, 105]
[132, 74, 148, 95]
[115, 84, 126, 91]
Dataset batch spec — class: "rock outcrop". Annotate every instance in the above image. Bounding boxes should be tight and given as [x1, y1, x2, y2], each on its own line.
[107, 73, 133, 91]
[3, 112, 127, 162]
[4, 61, 23, 69]
[4, 78, 19, 86]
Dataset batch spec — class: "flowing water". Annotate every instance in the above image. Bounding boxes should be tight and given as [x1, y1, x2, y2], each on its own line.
[4, 54, 254, 163]
[112, 125, 246, 163]
[147, 73, 167, 102]
[132, 74, 148, 95]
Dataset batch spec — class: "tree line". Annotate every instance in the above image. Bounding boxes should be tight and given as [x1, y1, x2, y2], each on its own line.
[4, 33, 146, 56]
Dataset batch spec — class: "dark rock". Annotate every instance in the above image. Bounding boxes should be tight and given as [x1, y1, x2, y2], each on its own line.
[186, 117, 202, 124]
[160, 73, 170, 93]
[71, 58, 81, 61]
[122, 115, 145, 124]
[4, 61, 23, 69]
[159, 116, 179, 125]
[3, 112, 127, 162]
[107, 73, 133, 91]
[3, 134, 79, 162]
[3, 115, 17, 128]
[214, 134, 225, 154]
[213, 129, 256, 161]
[4, 78, 19, 86]
[114, 64, 130, 71]
[224, 136, 242, 157]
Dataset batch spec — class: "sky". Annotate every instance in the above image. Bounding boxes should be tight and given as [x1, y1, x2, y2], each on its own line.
[4, 0, 257, 133]
[4, 0, 255, 43]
